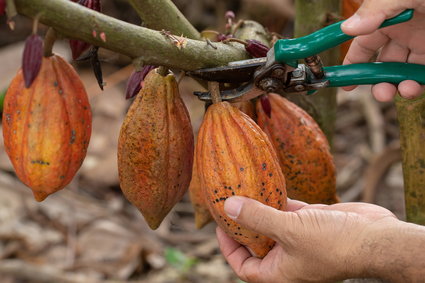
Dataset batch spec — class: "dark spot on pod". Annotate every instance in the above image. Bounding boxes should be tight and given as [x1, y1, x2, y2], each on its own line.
[240, 167, 244, 171]
[255, 235, 259, 239]
[70, 129, 76, 144]
[234, 232, 238, 235]
[269, 173, 273, 177]
[224, 219, 227, 222]
[224, 186, 227, 189]
[260, 192, 263, 196]
[59, 175, 65, 179]
[262, 163, 267, 170]
[214, 190, 218, 194]
[261, 182, 265, 186]
[215, 198, 219, 202]
[53, 81, 58, 87]
[232, 192, 235, 195]
[237, 227, 241, 230]
[238, 184, 241, 188]
[276, 188, 279, 192]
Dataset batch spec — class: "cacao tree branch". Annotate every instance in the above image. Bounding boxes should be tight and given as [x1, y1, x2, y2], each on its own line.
[14, 0, 249, 70]
[395, 95, 425, 225]
[127, 0, 201, 40]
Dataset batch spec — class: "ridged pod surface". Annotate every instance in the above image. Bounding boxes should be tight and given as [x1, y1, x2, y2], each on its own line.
[3, 55, 92, 201]
[189, 153, 213, 229]
[197, 102, 287, 258]
[118, 69, 194, 230]
[256, 93, 337, 204]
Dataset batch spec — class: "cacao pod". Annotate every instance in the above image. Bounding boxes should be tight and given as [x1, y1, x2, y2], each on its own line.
[256, 94, 338, 204]
[230, 100, 256, 120]
[189, 153, 213, 229]
[341, 0, 363, 61]
[118, 69, 194, 230]
[3, 55, 92, 201]
[197, 102, 287, 258]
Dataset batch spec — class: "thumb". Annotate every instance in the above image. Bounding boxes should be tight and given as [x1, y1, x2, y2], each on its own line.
[224, 196, 296, 240]
[341, 1, 404, 36]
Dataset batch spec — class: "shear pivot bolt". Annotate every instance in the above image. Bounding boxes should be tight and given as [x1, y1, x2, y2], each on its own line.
[294, 84, 305, 91]
[292, 69, 303, 78]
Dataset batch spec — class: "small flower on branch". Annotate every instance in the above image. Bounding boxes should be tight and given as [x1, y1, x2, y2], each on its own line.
[160, 30, 187, 50]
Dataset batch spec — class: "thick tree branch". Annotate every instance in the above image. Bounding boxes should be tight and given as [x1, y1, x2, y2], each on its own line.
[127, 0, 201, 40]
[14, 0, 249, 70]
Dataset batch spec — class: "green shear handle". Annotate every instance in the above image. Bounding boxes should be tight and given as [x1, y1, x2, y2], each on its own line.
[275, 9, 414, 67]
[324, 62, 425, 87]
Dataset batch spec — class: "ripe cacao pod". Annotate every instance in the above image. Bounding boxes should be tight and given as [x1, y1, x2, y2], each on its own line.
[197, 102, 287, 258]
[118, 69, 194, 230]
[3, 55, 92, 201]
[341, 0, 362, 61]
[256, 94, 337, 204]
[189, 153, 213, 229]
[231, 100, 256, 120]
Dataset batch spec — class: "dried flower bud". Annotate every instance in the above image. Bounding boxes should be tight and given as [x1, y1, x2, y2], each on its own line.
[22, 34, 43, 88]
[0, 0, 6, 16]
[125, 65, 156, 99]
[217, 33, 233, 42]
[245, 39, 270, 58]
[69, 0, 101, 60]
[225, 11, 235, 20]
[90, 46, 103, 90]
[260, 95, 272, 118]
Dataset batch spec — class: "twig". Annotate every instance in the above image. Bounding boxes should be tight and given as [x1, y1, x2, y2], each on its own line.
[362, 142, 401, 203]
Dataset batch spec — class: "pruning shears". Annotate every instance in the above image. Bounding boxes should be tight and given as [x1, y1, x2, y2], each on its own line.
[188, 9, 425, 102]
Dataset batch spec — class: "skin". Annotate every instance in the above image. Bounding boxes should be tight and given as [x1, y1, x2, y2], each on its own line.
[218, 196, 425, 282]
[341, 0, 425, 101]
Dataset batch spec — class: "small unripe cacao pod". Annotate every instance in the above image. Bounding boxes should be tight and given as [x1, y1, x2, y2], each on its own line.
[3, 55, 92, 201]
[256, 94, 338, 204]
[118, 69, 194, 230]
[197, 102, 287, 258]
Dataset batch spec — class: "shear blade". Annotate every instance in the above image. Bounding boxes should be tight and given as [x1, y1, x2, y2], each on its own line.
[187, 58, 266, 83]
[194, 82, 265, 102]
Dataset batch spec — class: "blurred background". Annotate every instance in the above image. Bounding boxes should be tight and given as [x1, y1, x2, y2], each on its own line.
[0, 0, 404, 282]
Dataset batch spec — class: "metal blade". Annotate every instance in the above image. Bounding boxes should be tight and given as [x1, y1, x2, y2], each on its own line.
[194, 82, 265, 102]
[187, 58, 266, 83]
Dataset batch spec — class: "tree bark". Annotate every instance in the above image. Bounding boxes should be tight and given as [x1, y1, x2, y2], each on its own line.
[127, 0, 201, 40]
[396, 95, 425, 225]
[293, 0, 341, 143]
[14, 0, 249, 70]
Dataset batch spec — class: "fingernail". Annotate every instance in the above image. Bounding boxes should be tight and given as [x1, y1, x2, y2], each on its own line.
[224, 197, 243, 219]
[342, 13, 362, 30]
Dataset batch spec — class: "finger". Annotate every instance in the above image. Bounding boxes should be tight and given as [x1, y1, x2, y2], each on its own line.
[341, 0, 408, 36]
[377, 41, 409, 63]
[216, 227, 263, 282]
[343, 32, 389, 65]
[286, 198, 308, 211]
[372, 83, 397, 102]
[398, 80, 424, 99]
[224, 196, 293, 240]
[342, 85, 358, 92]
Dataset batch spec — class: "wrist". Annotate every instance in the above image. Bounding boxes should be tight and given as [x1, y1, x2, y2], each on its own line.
[354, 218, 425, 282]
[346, 217, 402, 280]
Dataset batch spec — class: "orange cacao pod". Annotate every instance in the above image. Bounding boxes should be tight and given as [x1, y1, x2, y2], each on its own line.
[197, 102, 287, 258]
[118, 69, 194, 230]
[231, 100, 256, 120]
[3, 55, 92, 201]
[189, 153, 213, 229]
[256, 94, 337, 204]
[341, 0, 363, 61]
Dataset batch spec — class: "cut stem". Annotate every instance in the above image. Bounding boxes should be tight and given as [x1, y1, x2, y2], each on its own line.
[43, 27, 57, 57]
[208, 82, 222, 104]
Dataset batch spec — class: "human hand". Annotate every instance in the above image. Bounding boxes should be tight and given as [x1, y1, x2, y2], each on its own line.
[341, 0, 425, 102]
[217, 196, 398, 283]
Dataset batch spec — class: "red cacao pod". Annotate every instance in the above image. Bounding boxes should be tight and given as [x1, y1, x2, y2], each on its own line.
[197, 102, 287, 258]
[118, 69, 194, 230]
[256, 94, 338, 204]
[3, 55, 92, 201]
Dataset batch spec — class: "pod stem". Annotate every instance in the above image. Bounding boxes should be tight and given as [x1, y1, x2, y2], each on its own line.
[208, 81, 222, 104]
[43, 28, 57, 57]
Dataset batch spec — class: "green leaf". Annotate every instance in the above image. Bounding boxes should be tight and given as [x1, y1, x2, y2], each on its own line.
[164, 247, 197, 272]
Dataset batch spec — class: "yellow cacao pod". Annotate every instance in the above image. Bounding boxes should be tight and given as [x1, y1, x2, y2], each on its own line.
[118, 69, 194, 230]
[256, 93, 337, 204]
[197, 101, 287, 258]
[2, 55, 92, 201]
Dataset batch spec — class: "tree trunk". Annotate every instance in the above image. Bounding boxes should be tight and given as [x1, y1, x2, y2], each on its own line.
[293, 0, 341, 143]
[396, 95, 425, 225]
